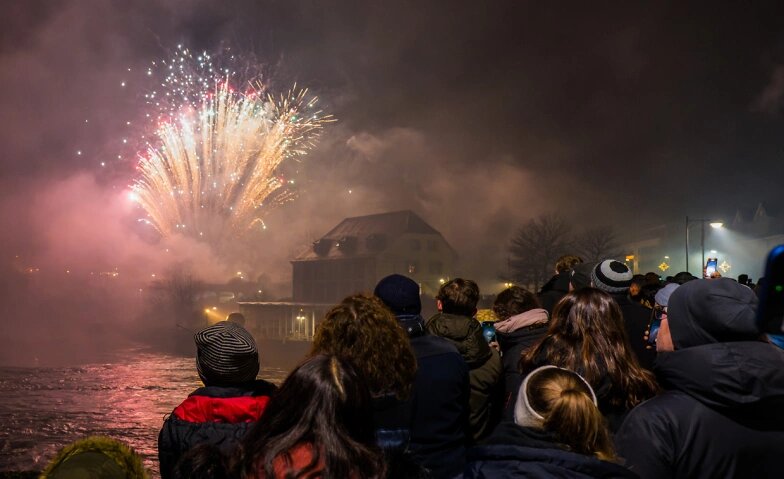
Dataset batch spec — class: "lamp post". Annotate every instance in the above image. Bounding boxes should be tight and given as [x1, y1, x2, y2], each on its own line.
[685, 216, 723, 274]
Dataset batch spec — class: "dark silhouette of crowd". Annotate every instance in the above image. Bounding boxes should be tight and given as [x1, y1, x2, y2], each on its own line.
[144, 254, 784, 479]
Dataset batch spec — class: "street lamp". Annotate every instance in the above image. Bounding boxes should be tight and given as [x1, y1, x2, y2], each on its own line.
[685, 216, 723, 274]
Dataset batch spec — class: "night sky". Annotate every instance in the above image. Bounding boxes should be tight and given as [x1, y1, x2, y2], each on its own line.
[2, 0, 784, 296]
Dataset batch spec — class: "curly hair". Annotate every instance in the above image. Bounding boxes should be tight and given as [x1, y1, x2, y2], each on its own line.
[312, 294, 417, 400]
[519, 288, 658, 411]
[493, 286, 541, 320]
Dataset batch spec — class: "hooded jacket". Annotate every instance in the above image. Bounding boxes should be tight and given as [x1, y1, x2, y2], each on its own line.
[427, 312, 502, 442]
[158, 380, 276, 479]
[464, 422, 638, 478]
[615, 278, 784, 478]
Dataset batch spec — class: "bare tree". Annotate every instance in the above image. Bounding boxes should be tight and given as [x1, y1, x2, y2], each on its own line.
[148, 264, 204, 330]
[509, 214, 573, 291]
[574, 225, 622, 263]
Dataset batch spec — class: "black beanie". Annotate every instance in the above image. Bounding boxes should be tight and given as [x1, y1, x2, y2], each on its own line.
[667, 277, 760, 349]
[374, 274, 422, 316]
[195, 321, 260, 386]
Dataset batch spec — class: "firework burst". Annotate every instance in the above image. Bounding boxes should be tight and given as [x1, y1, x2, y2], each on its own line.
[130, 47, 331, 249]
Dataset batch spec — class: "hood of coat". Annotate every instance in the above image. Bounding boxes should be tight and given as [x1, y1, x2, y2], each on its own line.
[655, 341, 784, 409]
[426, 312, 491, 366]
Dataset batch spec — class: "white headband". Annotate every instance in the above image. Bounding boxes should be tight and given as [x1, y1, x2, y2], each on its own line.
[514, 365, 598, 428]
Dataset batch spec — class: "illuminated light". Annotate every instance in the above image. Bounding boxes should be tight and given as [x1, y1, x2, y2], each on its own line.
[439, 278, 446, 284]
[710, 222, 723, 228]
[664, 256, 670, 259]
[128, 191, 139, 202]
[775, 285, 783, 293]
[625, 255, 635, 261]
[76, 150, 82, 156]
[204, 308, 210, 314]
[710, 250, 717, 254]
[121, 81, 126, 87]
[659, 262, 670, 272]
[100, 162, 105, 167]
[212, 306, 217, 310]
[719, 261, 731, 274]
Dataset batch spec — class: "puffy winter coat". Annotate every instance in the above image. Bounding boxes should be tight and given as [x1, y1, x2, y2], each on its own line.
[463, 421, 638, 478]
[427, 312, 502, 442]
[158, 380, 276, 479]
[615, 341, 784, 479]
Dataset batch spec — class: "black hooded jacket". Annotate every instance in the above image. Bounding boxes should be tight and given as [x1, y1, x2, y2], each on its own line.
[464, 422, 638, 478]
[537, 272, 571, 315]
[616, 342, 784, 479]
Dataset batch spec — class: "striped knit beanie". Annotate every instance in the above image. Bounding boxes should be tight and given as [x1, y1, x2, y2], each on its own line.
[195, 321, 259, 386]
[591, 259, 633, 294]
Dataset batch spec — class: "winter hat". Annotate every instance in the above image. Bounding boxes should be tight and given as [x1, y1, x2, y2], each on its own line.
[514, 365, 597, 429]
[667, 277, 759, 349]
[591, 260, 633, 294]
[41, 436, 148, 479]
[654, 283, 680, 307]
[195, 321, 260, 386]
[570, 262, 596, 291]
[374, 274, 422, 316]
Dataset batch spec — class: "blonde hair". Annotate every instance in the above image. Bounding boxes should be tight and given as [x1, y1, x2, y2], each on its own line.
[522, 366, 616, 462]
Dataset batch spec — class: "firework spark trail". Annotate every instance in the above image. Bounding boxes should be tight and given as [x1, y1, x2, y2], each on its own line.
[131, 48, 331, 249]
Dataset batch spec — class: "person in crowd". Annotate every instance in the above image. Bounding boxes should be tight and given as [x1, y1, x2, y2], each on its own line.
[590, 260, 656, 370]
[519, 288, 658, 431]
[463, 366, 637, 478]
[236, 354, 387, 479]
[374, 274, 470, 479]
[615, 278, 784, 478]
[41, 436, 149, 479]
[643, 282, 679, 349]
[569, 262, 596, 292]
[310, 294, 423, 477]
[491, 286, 549, 413]
[427, 278, 502, 442]
[538, 254, 584, 314]
[672, 271, 698, 284]
[158, 320, 276, 479]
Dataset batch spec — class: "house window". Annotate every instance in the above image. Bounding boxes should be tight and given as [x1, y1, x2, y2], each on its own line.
[427, 240, 438, 251]
[410, 239, 421, 251]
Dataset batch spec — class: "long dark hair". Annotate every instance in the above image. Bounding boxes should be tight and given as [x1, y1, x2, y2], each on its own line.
[236, 354, 386, 479]
[519, 288, 658, 410]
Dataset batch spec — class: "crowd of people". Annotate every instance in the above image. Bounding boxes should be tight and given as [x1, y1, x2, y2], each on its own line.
[39, 255, 784, 478]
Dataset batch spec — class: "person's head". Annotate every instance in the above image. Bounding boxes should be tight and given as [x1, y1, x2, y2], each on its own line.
[515, 366, 615, 461]
[629, 276, 646, 298]
[373, 274, 421, 316]
[590, 260, 633, 294]
[238, 354, 385, 479]
[555, 255, 584, 274]
[41, 436, 148, 479]
[737, 273, 749, 285]
[312, 294, 416, 399]
[225, 312, 246, 326]
[672, 271, 698, 285]
[651, 283, 680, 352]
[569, 262, 595, 292]
[657, 278, 760, 352]
[493, 286, 540, 321]
[194, 321, 259, 387]
[436, 278, 480, 317]
[644, 272, 662, 286]
[520, 288, 658, 410]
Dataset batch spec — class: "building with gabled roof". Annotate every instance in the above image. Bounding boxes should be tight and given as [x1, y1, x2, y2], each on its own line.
[291, 210, 458, 303]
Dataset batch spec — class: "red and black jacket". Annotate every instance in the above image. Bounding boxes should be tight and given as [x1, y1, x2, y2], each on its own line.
[158, 380, 276, 479]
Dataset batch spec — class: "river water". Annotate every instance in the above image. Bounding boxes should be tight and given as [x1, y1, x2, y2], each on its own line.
[0, 348, 289, 477]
